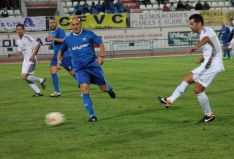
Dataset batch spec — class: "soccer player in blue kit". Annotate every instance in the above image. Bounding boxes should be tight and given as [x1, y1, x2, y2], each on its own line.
[218, 21, 231, 59]
[57, 17, 116, 122]
[47, 18, 76, 97]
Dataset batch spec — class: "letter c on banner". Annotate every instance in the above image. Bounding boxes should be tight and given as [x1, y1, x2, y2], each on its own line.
[59, 17, 70, 26]
[112, 14, 123, 24]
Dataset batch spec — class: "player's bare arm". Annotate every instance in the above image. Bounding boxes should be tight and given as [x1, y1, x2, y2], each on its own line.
[8, 51, 22, 58]
[57, 50, 63, 69]
[47, 36, 64, 43]
[29, 43, 41, 62]
[188, 36, 210, 54]
[97, 43, 105, 65]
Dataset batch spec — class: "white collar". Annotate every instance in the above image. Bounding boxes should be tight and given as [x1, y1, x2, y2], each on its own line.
[72, 30, 83, 36]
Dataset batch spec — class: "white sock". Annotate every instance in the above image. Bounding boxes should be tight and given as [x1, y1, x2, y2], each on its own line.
[27, 81, 40, 93]
[168, 81, 189, 102]
[27, 75, 43, 83]
[197, 92, 212, 116]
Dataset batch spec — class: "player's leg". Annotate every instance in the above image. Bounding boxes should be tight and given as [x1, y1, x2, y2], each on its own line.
[50, 59, 61, 97]
[78, 70, 97, 122]
[224, 43, 230, 59]
[26, 63, 46, 90]
[226, 47, 231, 59]
[62, 56, 77, 80]
[195, 83, 215, 123]
[27, 75, 46, 89]
[89, 67, 116, 98]
[195, 71, 220, 123]
[99, 84, 116, 98]
[21, 62, 42, 96]
[158, 72, 193, 108]
[22, 73, 42, 96]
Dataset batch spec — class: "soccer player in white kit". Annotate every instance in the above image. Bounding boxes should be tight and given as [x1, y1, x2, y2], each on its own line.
[8, 24, 46, 97]
[158, 14, 225, 123]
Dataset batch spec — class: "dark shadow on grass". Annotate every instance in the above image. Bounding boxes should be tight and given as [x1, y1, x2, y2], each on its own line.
[99, 105, 181, 121]
[99, 108, 157, 121]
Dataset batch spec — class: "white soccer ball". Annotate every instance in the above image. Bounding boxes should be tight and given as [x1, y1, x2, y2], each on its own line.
[45, 112, 65, 126]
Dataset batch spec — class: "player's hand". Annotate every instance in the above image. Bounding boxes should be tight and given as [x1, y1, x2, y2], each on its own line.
[97, 56, 104, 65]
[57, 62, 62, 70]
[46, 36, 54, 42]
[29, 56, 35, 62]
[7, 54, 11, 58]
[187, 47, 196, 54]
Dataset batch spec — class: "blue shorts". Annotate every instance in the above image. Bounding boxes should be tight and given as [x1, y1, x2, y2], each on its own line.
[50, 56, 73, 71]
[75, 67, 107, 86]
[222, 40, 229, 46]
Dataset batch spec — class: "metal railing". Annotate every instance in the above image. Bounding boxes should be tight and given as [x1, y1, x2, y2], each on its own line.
[0, 39, 197, 59]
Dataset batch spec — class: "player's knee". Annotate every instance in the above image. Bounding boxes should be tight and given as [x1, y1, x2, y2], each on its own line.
[194, 87, 203, 95]
[50, 70, 57, 74]
[21, 75, 27, 80]
[80, 85, 89, 94]
[50, 67, 57, 74]
[194, 89, 200, 95]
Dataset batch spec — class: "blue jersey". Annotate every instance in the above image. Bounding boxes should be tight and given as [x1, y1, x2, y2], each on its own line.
[51, 27, 69, 58]
[61, 30, 102, 71]
[220, 26, 230, 42]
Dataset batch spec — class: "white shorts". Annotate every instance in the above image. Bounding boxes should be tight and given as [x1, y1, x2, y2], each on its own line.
[192, 66, 223, 88]
[22, 61, 36, 75]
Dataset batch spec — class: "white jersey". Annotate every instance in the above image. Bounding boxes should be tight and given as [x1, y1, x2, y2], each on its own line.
[198, 27, 224, 73]
[17, 34, 39, 63]
[192, 27, 224, 87]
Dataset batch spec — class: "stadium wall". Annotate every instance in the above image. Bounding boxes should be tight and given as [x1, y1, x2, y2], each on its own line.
[0, 9, 233, 57]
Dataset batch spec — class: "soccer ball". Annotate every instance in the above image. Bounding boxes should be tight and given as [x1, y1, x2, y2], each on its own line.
[45, 112, 65, 126]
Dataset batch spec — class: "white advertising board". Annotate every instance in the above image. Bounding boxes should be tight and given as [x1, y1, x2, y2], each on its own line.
[130, 11, 199, 28]
[0, 16, 46, 32]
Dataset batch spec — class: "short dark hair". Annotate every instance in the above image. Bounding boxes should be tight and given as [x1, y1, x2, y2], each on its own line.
[49, 17, 56, 21]
[189, 14, 204, 25]
[16, 23, 25, 30]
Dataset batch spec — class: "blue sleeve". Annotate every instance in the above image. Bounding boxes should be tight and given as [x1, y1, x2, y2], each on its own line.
[58, 29, 66, 39]
[90, 31, 102, 45]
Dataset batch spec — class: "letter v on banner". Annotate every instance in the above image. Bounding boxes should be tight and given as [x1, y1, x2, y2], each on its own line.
[93, 15, 105, 24]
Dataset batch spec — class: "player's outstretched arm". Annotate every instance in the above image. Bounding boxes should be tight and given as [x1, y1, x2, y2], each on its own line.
[57, 50, 63, 69]
[97, 43, 105, 65]
[47, 36, 64, 43]
[8, 51, 22, 58]
[188, 36, 210, 54]
[29, 43, 41, 62]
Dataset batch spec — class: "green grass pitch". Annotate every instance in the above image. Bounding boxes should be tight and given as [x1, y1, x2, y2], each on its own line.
[0, 55, 234, 159]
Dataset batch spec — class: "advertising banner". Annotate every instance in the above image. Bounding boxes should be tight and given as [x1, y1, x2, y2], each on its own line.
[130, 11, 198, 28]
[201, 10, 230, 25]
[168, 31, 199, 46]
[0, 16, 46, 32]
[55, 13, 127, 30]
